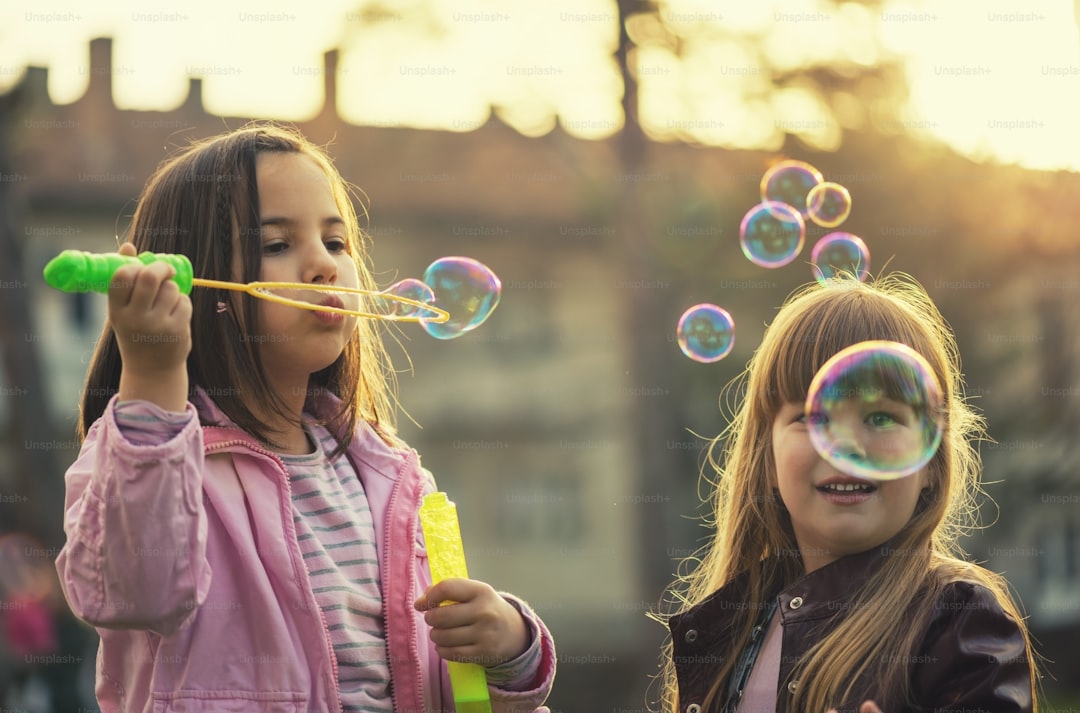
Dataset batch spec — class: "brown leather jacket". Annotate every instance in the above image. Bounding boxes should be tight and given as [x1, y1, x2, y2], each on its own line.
[668, 546, 1034, 713]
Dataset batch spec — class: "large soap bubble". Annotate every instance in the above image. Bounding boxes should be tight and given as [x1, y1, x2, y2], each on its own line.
[806, 341, 944, 480]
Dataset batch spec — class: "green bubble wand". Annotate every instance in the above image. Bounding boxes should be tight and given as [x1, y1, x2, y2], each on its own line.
[42, 250, 450, 323]
[418, 493, 493, 713]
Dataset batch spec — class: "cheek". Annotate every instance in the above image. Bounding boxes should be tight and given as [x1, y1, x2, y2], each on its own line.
[881, 479, 924, 520]
[245, 297, 291, 338]
[340, 259, 361, 288]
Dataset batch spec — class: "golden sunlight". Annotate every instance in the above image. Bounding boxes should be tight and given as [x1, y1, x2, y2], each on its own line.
[1, 0, 1078, 171]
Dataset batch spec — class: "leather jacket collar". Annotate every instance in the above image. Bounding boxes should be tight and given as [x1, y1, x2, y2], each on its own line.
[667, 542, 1033, 713]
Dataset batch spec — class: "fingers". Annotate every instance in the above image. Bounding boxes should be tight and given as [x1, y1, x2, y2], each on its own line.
[414, 578, 481, 611]
[108, 251, 192, 378]
[109, 257, 177, 310]
[415, 579, 530, 666]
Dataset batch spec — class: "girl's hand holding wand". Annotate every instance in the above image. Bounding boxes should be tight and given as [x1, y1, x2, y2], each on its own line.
[109, 242, 192, 412]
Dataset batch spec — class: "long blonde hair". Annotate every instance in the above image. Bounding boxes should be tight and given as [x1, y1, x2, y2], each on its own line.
[655, 274, 1037, 712]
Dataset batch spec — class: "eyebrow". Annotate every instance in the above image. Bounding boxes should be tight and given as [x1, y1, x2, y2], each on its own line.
[259, 216, 347, 229]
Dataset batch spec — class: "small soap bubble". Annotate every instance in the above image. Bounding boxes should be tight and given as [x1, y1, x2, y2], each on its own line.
[811, 232, 870, 284]
[807, 181, 852, 227]
[740, 201, 805, 268]
[805, 341, 944, 480]
[677, 304, 735, 363]
[381, 278, 436, 318]
[421, 257, 502, 340]
[760, 160, 823, 216]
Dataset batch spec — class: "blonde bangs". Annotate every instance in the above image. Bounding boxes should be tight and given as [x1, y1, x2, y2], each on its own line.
[755, 278, 953, 417]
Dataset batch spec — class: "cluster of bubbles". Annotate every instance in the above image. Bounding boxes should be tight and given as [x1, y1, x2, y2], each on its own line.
[676, 160, 871, 365]
[744, 160, 868, 278]
[671, 161, 945, 481]
[381, 256, 502, 340]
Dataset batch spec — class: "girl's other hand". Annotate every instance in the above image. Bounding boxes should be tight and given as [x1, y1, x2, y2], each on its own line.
[414, 578, 529, 667]
[110, 242, 192, 411]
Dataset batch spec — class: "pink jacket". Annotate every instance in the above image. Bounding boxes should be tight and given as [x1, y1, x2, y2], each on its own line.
[56, 393, 556, 713]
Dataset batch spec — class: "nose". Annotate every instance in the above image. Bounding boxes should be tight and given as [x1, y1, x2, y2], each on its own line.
[826, 426, 867, 461]
[304, 240, 338, 285]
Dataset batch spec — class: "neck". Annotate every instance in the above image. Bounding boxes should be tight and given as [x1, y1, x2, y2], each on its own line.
[264, 423, 313, 455]
[249, 374, 313, 454]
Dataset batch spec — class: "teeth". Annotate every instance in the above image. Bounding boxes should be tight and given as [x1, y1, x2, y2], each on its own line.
[822, 483, 873, 492]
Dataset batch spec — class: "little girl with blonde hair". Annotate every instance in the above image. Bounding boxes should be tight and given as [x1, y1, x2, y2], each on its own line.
[658, 274, 1036, 713]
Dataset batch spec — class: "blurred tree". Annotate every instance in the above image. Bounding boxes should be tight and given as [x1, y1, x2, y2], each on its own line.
[0, 78, 63, 550]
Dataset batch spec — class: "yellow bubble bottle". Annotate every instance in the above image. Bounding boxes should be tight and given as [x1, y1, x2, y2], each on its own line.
[418, 492, 493, 713]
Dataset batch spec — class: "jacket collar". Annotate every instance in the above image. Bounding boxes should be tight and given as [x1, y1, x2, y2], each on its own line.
[776, 543, 893, 623]
[673, 540, 898, 634]
[192, 385, 416, 485]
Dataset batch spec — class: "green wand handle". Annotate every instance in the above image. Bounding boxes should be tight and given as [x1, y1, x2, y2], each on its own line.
[43, 249, 194, 294]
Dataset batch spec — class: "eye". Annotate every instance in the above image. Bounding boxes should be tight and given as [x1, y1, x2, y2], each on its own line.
[866, 412, 899, 428]
[262, 240, 288, 255]
[325, 237, 349, 254]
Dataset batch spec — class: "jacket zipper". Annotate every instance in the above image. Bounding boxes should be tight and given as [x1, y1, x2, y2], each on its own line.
[383, 449, 427, 713]
[205, 434, 343, 712]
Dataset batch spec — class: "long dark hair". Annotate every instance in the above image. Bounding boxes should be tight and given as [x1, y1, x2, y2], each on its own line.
[79, 123, 398, 457]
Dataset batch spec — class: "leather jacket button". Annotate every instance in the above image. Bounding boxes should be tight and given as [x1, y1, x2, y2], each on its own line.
[684, 629, 698, 643]
[788, 680, 799, 693]
[789, 596, 804, 609]
[686, 705, 702, 713]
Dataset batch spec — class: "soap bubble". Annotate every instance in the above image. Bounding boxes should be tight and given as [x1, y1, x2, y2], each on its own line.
[810, 232, 870, 284]
[760, 160, 823, 216]
[421, 257, 502, 340]
[740, 201, 805, 268]
[805, 341, 944, 480]
[676, 304, 735, 363]
[381, 278, 436, 318]
[806, 181, 852, 227]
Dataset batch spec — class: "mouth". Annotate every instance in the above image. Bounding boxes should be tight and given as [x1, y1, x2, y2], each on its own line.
[318, 295, 346, 312]
[816, 479, 878, 494]
[309, 294, 348, 326]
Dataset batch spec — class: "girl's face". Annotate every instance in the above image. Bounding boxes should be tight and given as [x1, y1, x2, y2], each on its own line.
[771, 401, 931, 573]
[240, 152, 360, 387]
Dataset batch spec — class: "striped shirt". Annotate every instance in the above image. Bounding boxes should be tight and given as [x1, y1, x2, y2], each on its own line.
[280, 423, 392, 713]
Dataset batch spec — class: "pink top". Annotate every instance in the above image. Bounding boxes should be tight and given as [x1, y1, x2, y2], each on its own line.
[736, 610, 782, 713]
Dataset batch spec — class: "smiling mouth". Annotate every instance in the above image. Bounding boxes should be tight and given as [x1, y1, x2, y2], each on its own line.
[817, 482, 878, 493]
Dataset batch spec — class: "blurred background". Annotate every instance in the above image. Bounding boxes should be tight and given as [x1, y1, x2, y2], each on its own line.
[2, 0, 1079, 710]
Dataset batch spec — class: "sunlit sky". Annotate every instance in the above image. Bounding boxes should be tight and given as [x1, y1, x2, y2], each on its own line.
[2, 0, 1079, 171]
